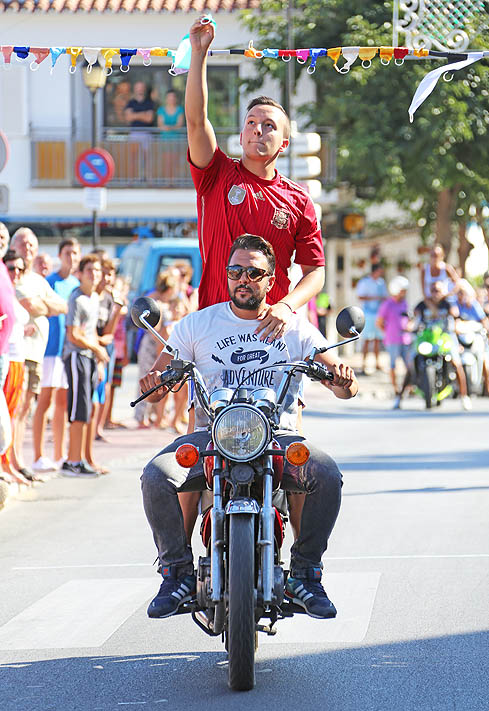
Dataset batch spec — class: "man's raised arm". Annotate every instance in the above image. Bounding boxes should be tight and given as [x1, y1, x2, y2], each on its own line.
[185, 18, 218, 169]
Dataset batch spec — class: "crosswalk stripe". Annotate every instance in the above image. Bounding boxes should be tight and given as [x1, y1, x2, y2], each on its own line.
[0, 579, 155, 650]
[0, 572, 380, 651]
[261, 572, 381, 645]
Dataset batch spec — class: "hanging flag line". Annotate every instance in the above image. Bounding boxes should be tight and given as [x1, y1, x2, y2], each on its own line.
[1, 42, 488, 119]
[0, 43, 484, 75]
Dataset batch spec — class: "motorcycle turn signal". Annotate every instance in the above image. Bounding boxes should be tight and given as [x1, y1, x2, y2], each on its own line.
[175, 444, 200, 468]
[285, 442, 310, 466]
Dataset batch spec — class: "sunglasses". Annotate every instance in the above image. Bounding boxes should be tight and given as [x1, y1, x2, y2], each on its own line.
[226, 265, 271, 282]
[7, 265, 24, 273]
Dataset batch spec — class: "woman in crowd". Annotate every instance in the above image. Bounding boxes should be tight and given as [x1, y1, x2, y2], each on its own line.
[1, 251, 33, 485]
[135, 270, 185, 430]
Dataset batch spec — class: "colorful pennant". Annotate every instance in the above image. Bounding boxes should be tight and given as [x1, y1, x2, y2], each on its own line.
[1, 41, 488, 119]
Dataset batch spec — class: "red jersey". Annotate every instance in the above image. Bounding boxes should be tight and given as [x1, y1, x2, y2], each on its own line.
[189, 147, 325, 309]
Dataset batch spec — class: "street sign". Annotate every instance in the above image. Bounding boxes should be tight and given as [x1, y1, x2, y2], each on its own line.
[0, 185, 9, 212]
[0, 131, 9, 174]
[75, 148, 114, 188]
[83, 187, 107, 212]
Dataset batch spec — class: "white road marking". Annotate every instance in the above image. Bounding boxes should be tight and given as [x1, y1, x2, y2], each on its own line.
[0, 579, 155, 650]
[12, 552, 489, 571]
[261, 572, 381, 646]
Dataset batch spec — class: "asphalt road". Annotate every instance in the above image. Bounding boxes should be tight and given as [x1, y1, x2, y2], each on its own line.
[1, 373, 488, 711]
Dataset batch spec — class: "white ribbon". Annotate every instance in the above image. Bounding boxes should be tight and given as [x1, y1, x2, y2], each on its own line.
[408, 52, 485, 122]
[340, 46, 359, 73]
[83, 47, 101, 71]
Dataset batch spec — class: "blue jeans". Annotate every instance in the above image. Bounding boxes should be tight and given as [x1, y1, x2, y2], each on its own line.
[141, 431, 342, 578]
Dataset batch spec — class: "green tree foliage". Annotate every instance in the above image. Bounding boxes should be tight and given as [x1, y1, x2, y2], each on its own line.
[241, 0, 489, 255]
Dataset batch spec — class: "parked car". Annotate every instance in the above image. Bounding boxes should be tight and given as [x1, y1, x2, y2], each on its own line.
[118, 236, 202, 304]
[118, 236, 202, 360]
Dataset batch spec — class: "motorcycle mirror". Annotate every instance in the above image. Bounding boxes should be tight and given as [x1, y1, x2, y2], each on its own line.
[131, 296, 161, 330]
[336, 306, 365, 338]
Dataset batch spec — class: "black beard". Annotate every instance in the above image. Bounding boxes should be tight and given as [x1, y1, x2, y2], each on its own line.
[230, 287, 261, 311]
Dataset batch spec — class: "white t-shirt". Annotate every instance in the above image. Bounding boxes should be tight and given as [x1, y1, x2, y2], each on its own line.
[167, 301, 328, 431]
[15, 271, 57, 363]
[8, 299, 30, 363]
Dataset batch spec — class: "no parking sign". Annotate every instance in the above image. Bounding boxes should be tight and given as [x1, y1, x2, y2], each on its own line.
[75, 148, 114, 187]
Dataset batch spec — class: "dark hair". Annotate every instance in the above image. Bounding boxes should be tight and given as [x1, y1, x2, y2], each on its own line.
[228, 234, 276, 274]
[3, 249, 24, 268]
[371, 263, 383, 274]
[58, 237, 80, 255]
[79, 254, 101, 273]
[246, 96, 290, 139]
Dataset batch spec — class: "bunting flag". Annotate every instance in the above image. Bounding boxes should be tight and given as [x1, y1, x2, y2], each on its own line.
[1, 39, 488, 119]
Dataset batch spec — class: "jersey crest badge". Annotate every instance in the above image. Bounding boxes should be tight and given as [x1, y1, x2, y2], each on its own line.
[271, 207, 290, 229]
[228, 185, 246, 205]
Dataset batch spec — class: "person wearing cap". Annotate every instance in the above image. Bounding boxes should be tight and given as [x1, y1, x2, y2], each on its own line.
[376, 276, 413, 408]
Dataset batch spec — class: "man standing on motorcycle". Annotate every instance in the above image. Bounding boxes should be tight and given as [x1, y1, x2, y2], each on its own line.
[140, 234, 358, 620]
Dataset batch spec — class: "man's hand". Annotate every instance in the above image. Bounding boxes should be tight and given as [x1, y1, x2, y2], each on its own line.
[189, 17, 215, 54]
[139, 370, 168, 403]
[255, 302, 293, 341]
[94, 345, 110, 364]
[97, 361, 105, 383]
[321, 362, 357, 398]
[99, 333, 114, 346]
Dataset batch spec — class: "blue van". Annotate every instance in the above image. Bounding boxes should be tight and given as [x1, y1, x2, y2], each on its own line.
[118, 237, 202, 303]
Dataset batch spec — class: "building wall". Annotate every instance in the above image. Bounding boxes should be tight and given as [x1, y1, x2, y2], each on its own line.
[0, 11, 316, 226]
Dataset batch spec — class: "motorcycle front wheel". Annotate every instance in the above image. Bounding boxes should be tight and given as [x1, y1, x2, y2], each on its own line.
[227, 513, 256, 691]
[421, 363, 436, 409]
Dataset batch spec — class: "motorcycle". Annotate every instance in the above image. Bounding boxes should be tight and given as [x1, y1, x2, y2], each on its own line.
[130, 296, 365, 691]
[414, 324, 457, 409]
[457, 319, 487, 397]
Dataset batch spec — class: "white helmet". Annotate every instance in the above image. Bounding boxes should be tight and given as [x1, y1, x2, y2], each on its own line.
[389, 275, 409, 296]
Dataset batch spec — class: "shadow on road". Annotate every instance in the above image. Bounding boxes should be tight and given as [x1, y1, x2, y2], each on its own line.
[338, 450, 489, 473]
[304, 406, 489, 420]
[1, 630, 488, 711]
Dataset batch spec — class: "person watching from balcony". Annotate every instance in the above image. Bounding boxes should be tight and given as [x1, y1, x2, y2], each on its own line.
[125, 81, 155, 180]
[157, 89, 185, 185]
[183, 16, 327, 544]
[157, 90, 184, 138]
[124, 81, 155, 129]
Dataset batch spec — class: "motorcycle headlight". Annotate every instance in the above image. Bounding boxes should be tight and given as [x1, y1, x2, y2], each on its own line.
[213, 405, 269, 461]
[418, 341, 433, 356]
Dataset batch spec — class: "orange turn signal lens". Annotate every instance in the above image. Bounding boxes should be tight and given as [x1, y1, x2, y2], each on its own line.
[175, 444, 200, 468]
[285, 442, 310, 466]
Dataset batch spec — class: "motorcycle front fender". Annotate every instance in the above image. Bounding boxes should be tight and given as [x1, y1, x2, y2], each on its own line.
[225, 498, 260, 515]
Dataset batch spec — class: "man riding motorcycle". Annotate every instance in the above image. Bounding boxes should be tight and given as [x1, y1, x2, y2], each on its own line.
[139, 234, 358, 620]
[395, 281, 470, 410]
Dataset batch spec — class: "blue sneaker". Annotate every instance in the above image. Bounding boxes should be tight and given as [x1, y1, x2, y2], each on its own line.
[285, 567, 337, 619]
[147, 567, 196, 619]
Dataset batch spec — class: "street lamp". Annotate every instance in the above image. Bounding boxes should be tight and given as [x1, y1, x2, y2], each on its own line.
[82, 64, 107, 249]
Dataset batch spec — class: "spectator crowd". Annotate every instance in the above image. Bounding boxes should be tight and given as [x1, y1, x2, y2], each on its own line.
[0, 222, 198, 497]
[1, 223, 489, 503]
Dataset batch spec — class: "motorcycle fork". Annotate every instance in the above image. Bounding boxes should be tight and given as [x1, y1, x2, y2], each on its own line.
[258, 455, 275, 606]
[210, 456, 225, 604]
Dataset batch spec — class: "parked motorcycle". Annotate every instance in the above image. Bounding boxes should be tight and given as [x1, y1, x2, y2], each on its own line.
[457, 319, 487, 396]
[131, 296, 364, 691]
[414, 324, 457, 408]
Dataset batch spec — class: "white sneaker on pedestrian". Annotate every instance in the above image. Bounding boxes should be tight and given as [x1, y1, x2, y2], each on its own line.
[32, 456, 57, 473]
[461, 395, 472, 411]
[54, 458, 65, 471]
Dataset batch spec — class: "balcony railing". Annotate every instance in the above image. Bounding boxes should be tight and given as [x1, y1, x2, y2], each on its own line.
[30, 126, 336, 188]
